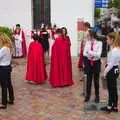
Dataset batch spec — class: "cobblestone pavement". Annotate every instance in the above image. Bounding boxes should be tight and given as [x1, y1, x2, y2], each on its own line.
[0, 57, 119, 120]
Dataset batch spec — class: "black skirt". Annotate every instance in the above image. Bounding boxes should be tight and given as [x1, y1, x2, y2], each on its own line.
[42, 38, 49, 52]
[40, 33, 49, 52]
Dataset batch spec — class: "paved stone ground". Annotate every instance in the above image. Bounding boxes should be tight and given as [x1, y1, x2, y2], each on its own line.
[0, 57, 119, 120]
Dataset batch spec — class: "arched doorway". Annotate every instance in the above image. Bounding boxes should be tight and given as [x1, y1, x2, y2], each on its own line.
[32, 0, 51, 29]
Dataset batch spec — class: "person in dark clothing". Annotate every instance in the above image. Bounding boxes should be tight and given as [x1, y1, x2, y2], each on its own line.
[39, 27, 49, 56]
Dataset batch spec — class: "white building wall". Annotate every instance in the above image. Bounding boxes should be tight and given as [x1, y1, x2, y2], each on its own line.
[51, 0, 94, 56]
[0, 0, 94, 56]
[0, 0, 32, 30]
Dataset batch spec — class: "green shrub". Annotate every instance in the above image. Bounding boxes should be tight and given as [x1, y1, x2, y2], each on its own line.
[95, 8, 101, 19]
[0, 26, 13, 41]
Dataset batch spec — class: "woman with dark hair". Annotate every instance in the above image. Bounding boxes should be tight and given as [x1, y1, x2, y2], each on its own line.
[50, 28, 74, 87]
[61, 27, 71, 46]
[26, 34, 47, 84]
[83, 30, 102, 103]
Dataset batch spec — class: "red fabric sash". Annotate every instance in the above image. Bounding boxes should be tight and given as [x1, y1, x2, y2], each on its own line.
[90, 42, 94, 66]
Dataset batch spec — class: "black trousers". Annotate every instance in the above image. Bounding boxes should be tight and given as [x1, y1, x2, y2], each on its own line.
[86, 59, 101, 99]
[83, 56, 88, 74]
[0, 66, 14, 105]
[107, 66, 119, 107]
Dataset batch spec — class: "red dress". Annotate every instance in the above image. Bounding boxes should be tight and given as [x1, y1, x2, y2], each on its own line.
[52, 28, 57, 39]
[50, 35, 73, 87]
[78, 40, 84, 69]
[26, 41, 47, 83]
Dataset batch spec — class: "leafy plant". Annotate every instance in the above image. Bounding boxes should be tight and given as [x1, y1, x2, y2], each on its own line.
[95, 8, 101, 19]
[109, 0, 120, 9]
[0, 26, 13, 41]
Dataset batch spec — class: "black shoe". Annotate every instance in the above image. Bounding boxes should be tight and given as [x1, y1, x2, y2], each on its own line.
[100, 106, 112, 113]
[112, 107, 118, 112]
[95, 98, 100, 103]
[7, 101, 14, 105]
[0, 105, 7, 109]
[84, 97, 90, 102]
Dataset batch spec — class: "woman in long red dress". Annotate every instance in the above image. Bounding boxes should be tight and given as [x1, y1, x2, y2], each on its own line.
[26, 34, 47, 83]
[50, 28, 73, 87]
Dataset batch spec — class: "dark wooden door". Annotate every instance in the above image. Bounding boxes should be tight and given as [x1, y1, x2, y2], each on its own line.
[33, 0, 51, 29]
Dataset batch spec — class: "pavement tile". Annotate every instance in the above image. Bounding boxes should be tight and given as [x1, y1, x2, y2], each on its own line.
[0, 57, 119, 120]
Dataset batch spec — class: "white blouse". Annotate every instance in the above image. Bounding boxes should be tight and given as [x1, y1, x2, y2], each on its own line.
[0, 47, 12, 66]
[83, 40, 102, 61]
[104, 47, 120, 76]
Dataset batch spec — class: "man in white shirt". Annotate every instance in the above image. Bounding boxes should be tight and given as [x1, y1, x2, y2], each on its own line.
[83, 30, 102, 103]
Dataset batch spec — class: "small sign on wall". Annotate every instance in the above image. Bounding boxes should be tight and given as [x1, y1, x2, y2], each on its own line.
[95, 0, 108, 8]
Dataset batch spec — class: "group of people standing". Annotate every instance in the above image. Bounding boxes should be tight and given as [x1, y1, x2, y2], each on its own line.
[0, 22, 120, 114]
[30, 24, 57, 56]
[26, 26, 74, 88]
[78, 22, 120, 113]
[0, 24, 73, 109]
[12, 24, 58, 58]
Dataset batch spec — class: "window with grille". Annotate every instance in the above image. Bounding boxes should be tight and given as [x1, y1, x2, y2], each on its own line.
[32, 0, 51, 29]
